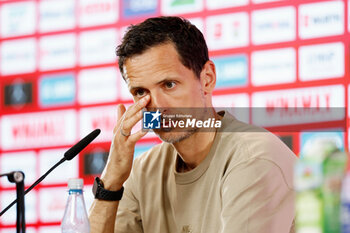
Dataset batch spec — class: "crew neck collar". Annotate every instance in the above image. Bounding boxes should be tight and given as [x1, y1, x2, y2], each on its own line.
[173, 111, 231, 184]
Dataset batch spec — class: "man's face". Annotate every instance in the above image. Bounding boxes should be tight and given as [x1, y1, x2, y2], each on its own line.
[123, 42, 212, 143]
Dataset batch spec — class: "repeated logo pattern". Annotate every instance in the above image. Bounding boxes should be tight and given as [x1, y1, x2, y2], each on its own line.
[0, 0, 349, 231]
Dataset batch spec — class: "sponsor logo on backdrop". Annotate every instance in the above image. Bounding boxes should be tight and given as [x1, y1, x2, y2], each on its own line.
[0, 1, 36, 37]
[1, 110, 77, 150]
[252, 85, 345, 127]
[213, 54, 248, 88]
[39, 187, 67, 223]
[122, 0, 157, 18]
[83, 149, 109, 175]
[1, 190, 37, 225]
[39, 34, 76, 71]
[78, 67, 118, 104]
[39, 0, 75, 32]
[79, 29, 117, 66]
[79, 0, 118, 27]
[79, 106, 168, 140]
[206, 0, 248, 10]
[161, 0, 203, 15]
[251, 47, 296, 86]
[79, 106, 116, 143]
[299, 42, 344, 81]
[39, 148, 78, 184]
[252, 6, 296, 45]
[0, 151, 37, 187]
[39, 73, 75, 107]
[299, 1, 344, 39]
[206, 13, 249, 50]
[1, 38, 36, 75]
[4, 80, 33, 108]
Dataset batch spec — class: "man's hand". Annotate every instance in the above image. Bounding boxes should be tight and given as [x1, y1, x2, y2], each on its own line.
[89, 96, 150, 233]
[100, 95, 150, 191]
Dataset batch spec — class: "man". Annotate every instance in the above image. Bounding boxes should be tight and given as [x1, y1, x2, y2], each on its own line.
[89, 16, 296, 233]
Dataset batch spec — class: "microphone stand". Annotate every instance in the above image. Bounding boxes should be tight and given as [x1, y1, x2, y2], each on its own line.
[0, 158, 65, 217]
[0, 128, 101, 230]
[0, 171, 25, 233]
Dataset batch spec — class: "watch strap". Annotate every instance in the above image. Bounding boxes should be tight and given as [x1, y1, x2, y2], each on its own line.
[93, 177, 124, 201]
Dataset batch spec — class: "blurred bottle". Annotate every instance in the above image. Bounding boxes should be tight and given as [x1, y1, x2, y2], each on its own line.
[323, 151, 347, 233]
[341, 172, 350, 233]
[61, 178, 90, 233]
[295, 138, 347, 233]
[295, 159, 323, 233]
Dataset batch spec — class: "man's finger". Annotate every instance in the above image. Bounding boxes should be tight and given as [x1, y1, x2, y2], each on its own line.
[114, 104, 126, 134]
[122, 109, 143, 135]
[124, 95, 150, 120]
[117, 104, 126, 121]
[119, 95, 150, 136]
[127, 129, 149, 144]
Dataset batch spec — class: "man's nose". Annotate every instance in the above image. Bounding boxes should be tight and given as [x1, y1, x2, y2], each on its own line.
[147, 91, 166, 109]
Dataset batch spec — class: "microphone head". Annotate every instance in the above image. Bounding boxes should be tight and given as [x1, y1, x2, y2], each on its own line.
[64, 129, 101, 161]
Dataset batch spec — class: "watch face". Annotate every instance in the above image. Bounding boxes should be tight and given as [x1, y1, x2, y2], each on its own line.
[92, 178, 99, 196]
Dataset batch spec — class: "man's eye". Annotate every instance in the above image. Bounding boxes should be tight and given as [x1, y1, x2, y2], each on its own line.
[165, 81, 176, 89]
[135, 89, 145, 97]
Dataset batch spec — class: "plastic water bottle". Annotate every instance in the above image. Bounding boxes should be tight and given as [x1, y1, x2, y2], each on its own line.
[61, 178, 90, 233]
[341, 172, 350, 233]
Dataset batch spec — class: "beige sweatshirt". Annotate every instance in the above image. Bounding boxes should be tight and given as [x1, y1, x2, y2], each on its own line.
[92, 112, 297, 233]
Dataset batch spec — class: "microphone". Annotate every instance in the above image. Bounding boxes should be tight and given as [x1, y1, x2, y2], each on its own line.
[64, 129, 101, 161]
[0, 129, 101, 217]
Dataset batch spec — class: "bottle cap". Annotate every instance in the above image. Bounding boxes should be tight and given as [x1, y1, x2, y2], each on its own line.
[68, 178, 83, 190]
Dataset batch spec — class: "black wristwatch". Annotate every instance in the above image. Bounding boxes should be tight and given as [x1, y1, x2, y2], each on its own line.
[92, 177, 124, 201]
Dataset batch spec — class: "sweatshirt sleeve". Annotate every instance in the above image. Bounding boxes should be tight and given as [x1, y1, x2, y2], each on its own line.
[115, 167, 143, 233]
[220, 158, 295, 233]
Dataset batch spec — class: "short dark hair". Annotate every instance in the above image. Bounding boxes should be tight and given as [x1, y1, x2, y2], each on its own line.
[116, 16, 209, 79]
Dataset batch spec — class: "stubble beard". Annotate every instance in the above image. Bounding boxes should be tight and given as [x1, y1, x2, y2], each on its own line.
[154, 108, 210, 144]
[154, 127, 198, 143]
[155, 91, 211, 144]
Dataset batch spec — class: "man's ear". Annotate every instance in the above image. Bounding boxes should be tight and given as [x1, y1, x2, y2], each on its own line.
[200, 60, 216, 95]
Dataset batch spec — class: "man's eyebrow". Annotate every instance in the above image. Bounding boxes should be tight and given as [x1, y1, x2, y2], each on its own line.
[129, 86, 145, 93]
[156, 77, 178, 85]
[129, 78, 178, 92]
[157, 78, 173, 84]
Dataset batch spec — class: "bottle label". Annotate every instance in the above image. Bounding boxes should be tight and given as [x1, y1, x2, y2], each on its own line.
[69, 189, 83, 194]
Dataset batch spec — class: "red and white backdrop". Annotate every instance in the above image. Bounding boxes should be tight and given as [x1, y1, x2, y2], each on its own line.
[0, 0, 348, 231]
